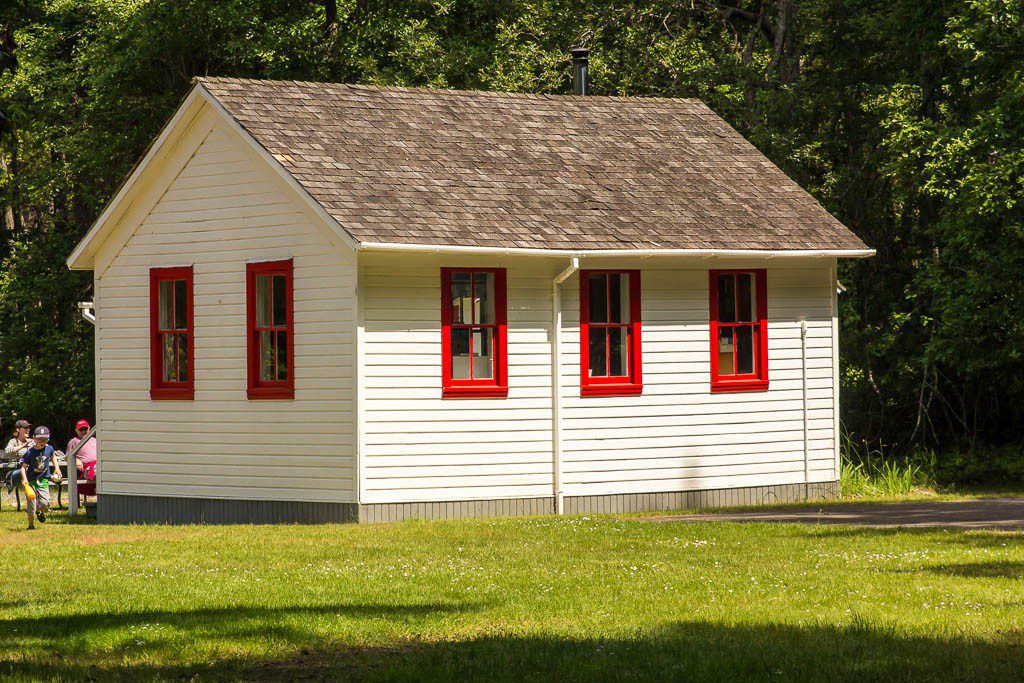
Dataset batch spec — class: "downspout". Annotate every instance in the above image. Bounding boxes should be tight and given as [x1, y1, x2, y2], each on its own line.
[800, 321, 809, 501]
[78, 301, 96, 325]
[833, 269, 843, 487]
[552, 257, 579, 514]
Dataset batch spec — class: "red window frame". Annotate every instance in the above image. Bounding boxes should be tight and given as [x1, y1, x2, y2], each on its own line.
[246, 259, 295, 400]
[710, 269, 768, 393]
[580, 269, 642, 396]
[440, 267, 508, 398]
[150, 266, 195, 400]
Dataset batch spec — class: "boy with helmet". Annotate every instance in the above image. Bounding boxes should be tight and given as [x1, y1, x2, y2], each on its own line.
[20, 426, 62, 529]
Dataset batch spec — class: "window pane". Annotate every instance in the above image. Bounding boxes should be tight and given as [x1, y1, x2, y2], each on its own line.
[717, 274, 736, 323]
[609, 273, 631, 324]
[260, 330, 275, 381]
[450, 327, 471, 379]
[588, 273, 607, 323]
[473, 272, 495, 325]
[274, 330, 288, 380]
[176, 333, 190, 382]
[451, 272, 471, 325]
[256, 275, 271, 327]
[472, 327, 494, 380]
[737, 273, 755, 323]
[589, 328, 608, 377]
[717, 327, 734, 376]
[173, 280, 188, 330]
[609, 327, 627, 377]
[162, 334, 176, 382]
[272, 275, 287, 327]
[736, 326, 754, 375]
[158, 281, 173, 330]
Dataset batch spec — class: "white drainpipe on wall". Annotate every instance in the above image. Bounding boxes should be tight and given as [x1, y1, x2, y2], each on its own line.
[78, 301, 96, 325]
[800, 320, 810, 501]
[551, 257, 579, 514]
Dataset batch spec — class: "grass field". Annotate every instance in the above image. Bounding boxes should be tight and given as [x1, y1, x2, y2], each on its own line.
[1, 503, 1022, 681]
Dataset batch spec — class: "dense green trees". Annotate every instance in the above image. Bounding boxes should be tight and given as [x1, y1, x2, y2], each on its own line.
[1, 0, 1021, 467]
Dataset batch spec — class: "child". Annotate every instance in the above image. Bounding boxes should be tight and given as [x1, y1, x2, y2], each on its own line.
[20, 426, 61, 529]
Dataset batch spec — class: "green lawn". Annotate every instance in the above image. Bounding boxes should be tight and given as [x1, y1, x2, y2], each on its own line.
[1, 503, 1022, 681]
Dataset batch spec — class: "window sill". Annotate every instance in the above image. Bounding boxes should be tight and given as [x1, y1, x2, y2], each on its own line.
[248, 386, 295, 400]
[581, 383, 643, 397]
[442, 386, 509, 399]
[711, 380, 769, 394]
[151, 387, 194, 401]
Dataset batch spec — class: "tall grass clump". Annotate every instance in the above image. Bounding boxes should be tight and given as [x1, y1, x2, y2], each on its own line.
[840, 432, 937, 498]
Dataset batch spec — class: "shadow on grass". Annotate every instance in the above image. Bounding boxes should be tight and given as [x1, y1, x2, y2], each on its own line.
[2, 617, 1023, 682]
[785, 524, 1024, 546]
[1, 602, 475, 639]
[0, 509, 96, 529]
[924, 560, 1024, 579]
[59, 513, 99, 526]
[757, 525, 974, 545]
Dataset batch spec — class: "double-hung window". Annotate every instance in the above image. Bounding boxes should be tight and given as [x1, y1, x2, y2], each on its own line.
[246, 259, 294, 399]
[580, 270, 642, 396]
[150, 266, 194, 400]
[441, 268, 508, 398]
[710, 269, 768, 392]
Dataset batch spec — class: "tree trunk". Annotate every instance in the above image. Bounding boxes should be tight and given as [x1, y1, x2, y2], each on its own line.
[321, 0, 339, 35]
[0, 149, 12, 244]
[768, 0, 800, 83]
[0, 22, 20, 238]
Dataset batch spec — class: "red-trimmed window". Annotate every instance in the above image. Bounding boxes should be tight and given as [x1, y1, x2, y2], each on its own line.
[580, 270, 642, 396]
[710, 269, 768, 393]
[150, 266, 194, 400]
[441, 268, 508, 398]
[246, 259, 294, 400]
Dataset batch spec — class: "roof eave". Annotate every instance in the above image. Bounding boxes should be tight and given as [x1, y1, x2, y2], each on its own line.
[357, 241, 875, 258]
[66, 82, 362, 272]
[66, 86, 208, 271]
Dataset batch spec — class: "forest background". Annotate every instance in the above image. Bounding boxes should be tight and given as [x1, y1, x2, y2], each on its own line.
[1, 0, 1021, 482]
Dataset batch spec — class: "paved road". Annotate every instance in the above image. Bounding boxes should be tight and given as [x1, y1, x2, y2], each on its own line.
[649, 498, 1024, 531]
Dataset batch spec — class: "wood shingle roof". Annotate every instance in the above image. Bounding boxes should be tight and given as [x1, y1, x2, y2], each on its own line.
[198, 77, 868, 252]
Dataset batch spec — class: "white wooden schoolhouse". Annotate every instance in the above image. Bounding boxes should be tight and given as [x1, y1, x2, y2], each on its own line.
[67, 73, 872, 524]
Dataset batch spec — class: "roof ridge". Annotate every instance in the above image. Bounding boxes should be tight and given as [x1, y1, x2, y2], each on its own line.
[193, 76, 705, 105]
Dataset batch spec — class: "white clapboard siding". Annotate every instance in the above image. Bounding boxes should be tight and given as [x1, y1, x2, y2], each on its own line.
[95, 121, 356, 503]
[360, 255, 558, 503]
[560, 263, 838, 494]
[359, 253, 839, 504]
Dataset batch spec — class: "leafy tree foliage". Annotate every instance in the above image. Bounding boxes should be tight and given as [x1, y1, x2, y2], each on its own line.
[1, 0, 1022, 464]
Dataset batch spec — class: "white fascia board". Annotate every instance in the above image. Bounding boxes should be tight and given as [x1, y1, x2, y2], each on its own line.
[195, 85, 360, 253]
[358, 241, 876, 259]
[66, 87, 207, 270]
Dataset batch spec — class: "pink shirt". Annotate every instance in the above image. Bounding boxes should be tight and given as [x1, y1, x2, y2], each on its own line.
[67, 436, 97, 468]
